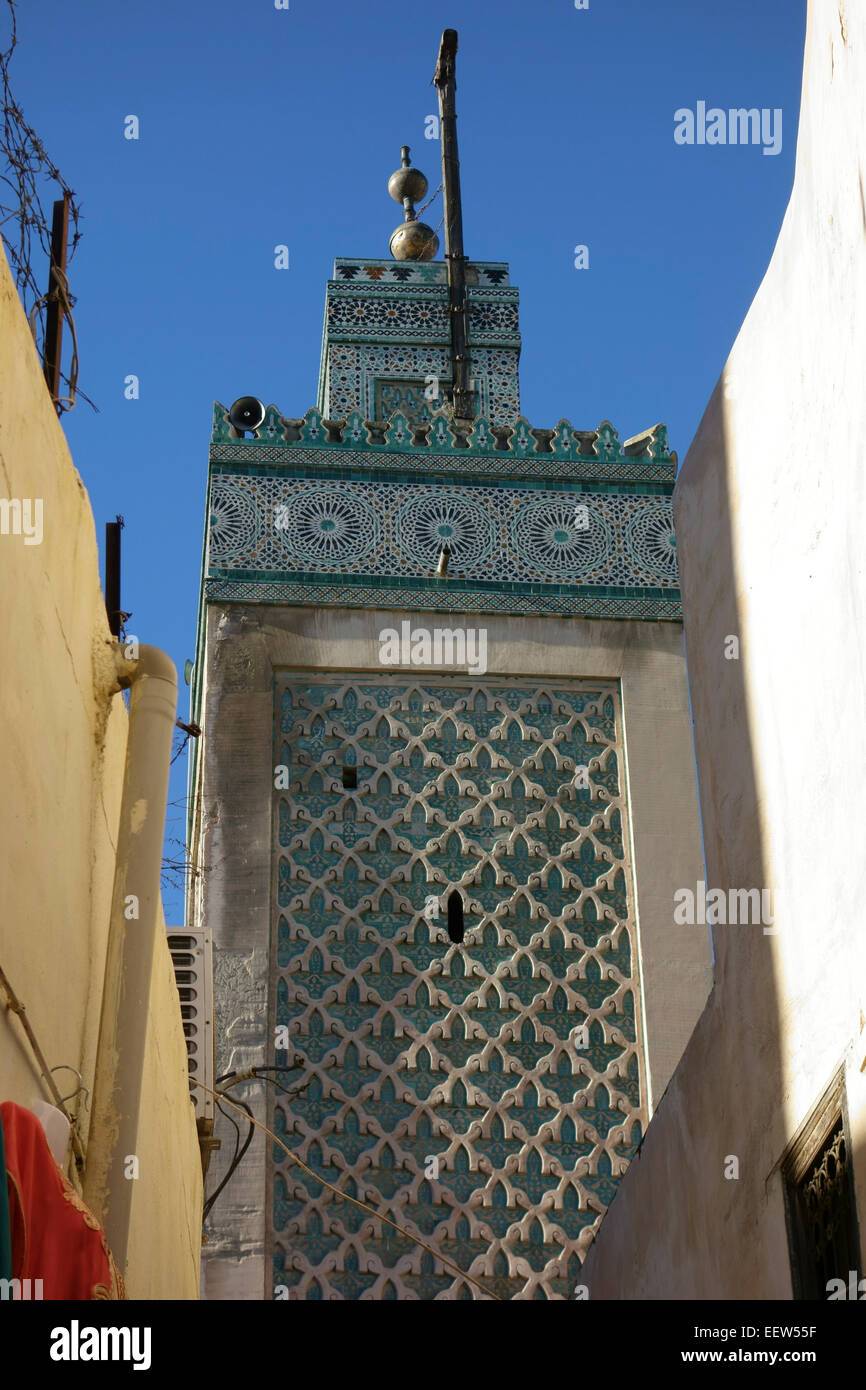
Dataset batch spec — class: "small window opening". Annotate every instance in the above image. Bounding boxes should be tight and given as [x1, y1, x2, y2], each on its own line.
[342, 765, 357, 789]
[447, 889, 464, 944]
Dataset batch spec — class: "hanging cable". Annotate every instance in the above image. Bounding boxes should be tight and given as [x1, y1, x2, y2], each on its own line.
[201, 1065, 306, 1221]
[202, 1092, 253, 1223]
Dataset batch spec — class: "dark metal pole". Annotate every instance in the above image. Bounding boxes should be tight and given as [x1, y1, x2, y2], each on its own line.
[43, 194, 70, 408]
[105, 516, 124, 637]
[434, 29, 473, 422]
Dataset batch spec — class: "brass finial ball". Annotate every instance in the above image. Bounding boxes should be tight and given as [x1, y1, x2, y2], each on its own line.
[388, 145, 429, 206]
[390, 220, 439, 261]
[387, 146, 437, 260]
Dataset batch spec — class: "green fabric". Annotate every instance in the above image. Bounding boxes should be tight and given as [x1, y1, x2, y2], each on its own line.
[0, 1110, 12, 1280]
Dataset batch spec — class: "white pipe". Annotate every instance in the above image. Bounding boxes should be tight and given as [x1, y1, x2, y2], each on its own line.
[83, 642, 178, 1275]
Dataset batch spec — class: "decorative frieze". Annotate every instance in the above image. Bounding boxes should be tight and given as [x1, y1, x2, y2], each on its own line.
[207, 474, 679, 592]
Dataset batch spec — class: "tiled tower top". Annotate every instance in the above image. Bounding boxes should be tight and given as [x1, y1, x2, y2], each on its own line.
[203, 237, 681, 624]
[317, 258, 521, 426]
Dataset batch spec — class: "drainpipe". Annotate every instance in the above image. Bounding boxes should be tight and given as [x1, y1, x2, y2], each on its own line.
[83, 642, 178, 1276]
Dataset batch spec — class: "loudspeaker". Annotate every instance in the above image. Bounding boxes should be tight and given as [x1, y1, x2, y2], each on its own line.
[228, 396, 265, 432]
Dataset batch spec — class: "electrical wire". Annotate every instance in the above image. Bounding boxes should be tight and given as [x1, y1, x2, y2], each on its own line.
[256, 1074, 299, 1099]
[201, 1073, 257, 1223]
[202, 1065, 309, 1220]
[202, 1096, 253, 1223]
[201, 1095, 242, 1219]
[245, 1063, 306, 1099]
[215, 1095, 241, 1164]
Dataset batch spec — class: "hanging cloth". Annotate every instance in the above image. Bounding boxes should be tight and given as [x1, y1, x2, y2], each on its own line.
[0, 1109, 12, 1281]
[1, 1101, 125, 1299]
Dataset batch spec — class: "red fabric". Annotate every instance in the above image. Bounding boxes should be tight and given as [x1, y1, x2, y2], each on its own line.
[1, 1101, 125, 1300]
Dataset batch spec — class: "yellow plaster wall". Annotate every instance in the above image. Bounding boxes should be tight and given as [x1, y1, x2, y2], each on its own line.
[126, 917, 203, 1299]
[0, 239, 201, 1297]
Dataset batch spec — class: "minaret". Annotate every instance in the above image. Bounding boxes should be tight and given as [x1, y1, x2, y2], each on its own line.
[189, 31, 711, 1302]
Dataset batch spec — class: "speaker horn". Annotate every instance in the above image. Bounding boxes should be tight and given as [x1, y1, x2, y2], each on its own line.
[228, 396, 265, 433]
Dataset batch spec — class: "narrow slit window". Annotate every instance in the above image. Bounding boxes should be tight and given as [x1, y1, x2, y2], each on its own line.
[447, 889, 464, 944]
[342, 765, 357, 789]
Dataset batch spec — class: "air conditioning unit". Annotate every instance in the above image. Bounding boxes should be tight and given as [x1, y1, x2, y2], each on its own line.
[166, 927, 214, 1127]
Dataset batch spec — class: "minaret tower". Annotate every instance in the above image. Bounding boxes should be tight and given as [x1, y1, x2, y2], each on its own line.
[188, 30, 711, 1301]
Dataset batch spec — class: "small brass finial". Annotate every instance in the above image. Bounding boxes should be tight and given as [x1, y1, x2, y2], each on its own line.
[387, 145, 439, 261]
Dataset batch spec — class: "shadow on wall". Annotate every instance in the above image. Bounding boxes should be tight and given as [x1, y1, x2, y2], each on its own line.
[579, 383, 791, 1300]
[579, 0, 866, 1300]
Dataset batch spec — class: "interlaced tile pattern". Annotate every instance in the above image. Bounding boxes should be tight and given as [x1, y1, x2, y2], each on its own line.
[322, 342, 521, 423]
[271, 676, 646, 1299]
[209, 475, 678, 588]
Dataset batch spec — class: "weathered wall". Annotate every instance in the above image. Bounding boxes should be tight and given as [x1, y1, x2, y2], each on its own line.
[193, 602, 710, 1298]
[582, 0, 866, 1298]
[0, 240, 201, 1298]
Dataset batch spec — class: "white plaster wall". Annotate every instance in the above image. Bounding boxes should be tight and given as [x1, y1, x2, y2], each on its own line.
[582, 0, 866, 1299]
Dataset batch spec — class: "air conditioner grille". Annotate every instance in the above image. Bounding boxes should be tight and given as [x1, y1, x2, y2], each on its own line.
[167, 926, 214, 1121]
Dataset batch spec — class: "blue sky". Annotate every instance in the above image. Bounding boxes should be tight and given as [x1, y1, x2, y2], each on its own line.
[6, 0, 807, 922]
